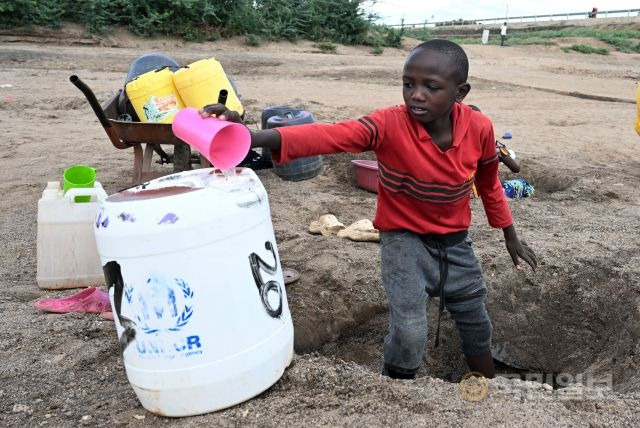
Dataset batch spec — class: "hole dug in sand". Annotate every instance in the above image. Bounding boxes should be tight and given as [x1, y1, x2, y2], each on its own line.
[508, 160, 578, 194]
[319, 256, 640, 392]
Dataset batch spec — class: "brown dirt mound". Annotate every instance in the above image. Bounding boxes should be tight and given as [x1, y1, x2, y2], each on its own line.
[1, 27, 639, 426]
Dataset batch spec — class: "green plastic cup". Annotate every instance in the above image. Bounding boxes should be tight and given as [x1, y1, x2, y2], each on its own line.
[63, 165, 96, 203]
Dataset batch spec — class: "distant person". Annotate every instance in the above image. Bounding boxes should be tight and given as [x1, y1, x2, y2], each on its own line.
[500, 22, 508, 46]
[588, 7, 598, 18]
[201, 39, 537, 381]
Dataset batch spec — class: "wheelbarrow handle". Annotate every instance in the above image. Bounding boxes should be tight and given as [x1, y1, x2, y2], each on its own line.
[70, 75, 129, 150]
[69, 75, 112, 129]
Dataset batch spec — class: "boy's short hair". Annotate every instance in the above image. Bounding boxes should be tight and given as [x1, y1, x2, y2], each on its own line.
[411, 39, 469, 84]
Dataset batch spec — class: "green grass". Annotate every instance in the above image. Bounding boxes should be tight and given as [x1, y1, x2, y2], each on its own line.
[404, 26, 640, 53]
[597, 34, 640, 53]
[4, 0, 640, 52]
[561, 44, 609, 55]
[0, 0, 381, 45]
[507, 37, 556, 46]
[315, 40, 337, 53]
[370, 45, 384, 55]
[244, 33, 262, 47]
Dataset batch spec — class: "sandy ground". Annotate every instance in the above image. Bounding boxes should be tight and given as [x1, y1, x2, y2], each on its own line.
[1, 24, 640, 426]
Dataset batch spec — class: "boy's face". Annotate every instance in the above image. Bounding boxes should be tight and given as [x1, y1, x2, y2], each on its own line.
[402, 49, 470, 127]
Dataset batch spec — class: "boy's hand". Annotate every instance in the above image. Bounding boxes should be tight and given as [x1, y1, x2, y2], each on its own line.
[199, 103, 243, 124]
[199, 104, 282, 151]
[503, 225, 537, 270]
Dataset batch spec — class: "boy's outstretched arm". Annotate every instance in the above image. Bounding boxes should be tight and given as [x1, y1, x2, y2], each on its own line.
[200, 104, 281, 151]
[502, 224, 537, 270]
[200, 103, 384, 161]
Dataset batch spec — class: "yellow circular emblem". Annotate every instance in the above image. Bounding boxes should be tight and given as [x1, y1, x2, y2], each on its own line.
[459, 371, 489, 402]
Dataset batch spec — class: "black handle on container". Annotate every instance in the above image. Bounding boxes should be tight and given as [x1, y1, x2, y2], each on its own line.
[217, 89, 228, 105]
[69, 75, 111, 129]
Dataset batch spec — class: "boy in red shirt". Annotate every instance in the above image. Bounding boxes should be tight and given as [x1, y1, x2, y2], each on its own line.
[202, 39, 537, 379]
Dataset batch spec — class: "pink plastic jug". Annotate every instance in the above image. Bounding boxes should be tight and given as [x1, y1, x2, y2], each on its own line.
[172, 107, 250, 169]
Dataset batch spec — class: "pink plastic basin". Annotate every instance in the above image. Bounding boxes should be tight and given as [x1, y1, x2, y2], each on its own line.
[351, 159, 378, 193]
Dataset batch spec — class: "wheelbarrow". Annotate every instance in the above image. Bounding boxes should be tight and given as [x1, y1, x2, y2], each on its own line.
[70, 75, 209, 184]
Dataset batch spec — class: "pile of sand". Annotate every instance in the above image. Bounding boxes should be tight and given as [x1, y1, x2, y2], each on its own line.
[1, 27, 639, 426]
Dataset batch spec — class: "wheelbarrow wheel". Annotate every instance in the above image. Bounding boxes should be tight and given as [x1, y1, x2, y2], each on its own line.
[266, 110, 323, 181]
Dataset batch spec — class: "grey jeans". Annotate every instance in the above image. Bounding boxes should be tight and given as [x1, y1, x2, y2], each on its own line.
[380, 230, 493, 375]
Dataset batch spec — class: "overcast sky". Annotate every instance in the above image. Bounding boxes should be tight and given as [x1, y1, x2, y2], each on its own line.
[365, 1, 639, 25]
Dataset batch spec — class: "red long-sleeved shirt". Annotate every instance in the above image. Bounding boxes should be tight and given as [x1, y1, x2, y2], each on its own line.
[272, 102, 513, 235]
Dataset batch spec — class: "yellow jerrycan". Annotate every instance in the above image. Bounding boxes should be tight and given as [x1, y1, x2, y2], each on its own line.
[125, 67, 185, 123]
[173, 58, 244, 116]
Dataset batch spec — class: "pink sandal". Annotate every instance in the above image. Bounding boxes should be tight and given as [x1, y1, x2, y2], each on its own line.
[33, 287, 111, 314]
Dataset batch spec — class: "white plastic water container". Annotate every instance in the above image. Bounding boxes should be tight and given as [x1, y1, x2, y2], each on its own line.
[94, 168, 294, 417]
[36, 181, 107, 289]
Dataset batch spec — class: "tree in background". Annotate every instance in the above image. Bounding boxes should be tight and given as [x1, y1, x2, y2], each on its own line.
[0, 0, 388, 45]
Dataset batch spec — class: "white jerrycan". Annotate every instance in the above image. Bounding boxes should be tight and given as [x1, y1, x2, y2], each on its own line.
[37, 182, 108, 289]
[94, 168, 294, 417]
